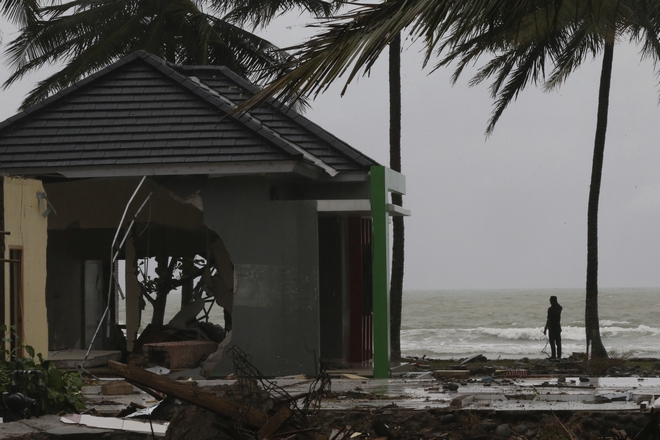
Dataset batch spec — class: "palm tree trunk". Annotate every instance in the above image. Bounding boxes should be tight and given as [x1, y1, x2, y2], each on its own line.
[585, 42, 613, 359]
[389, 33, 405, 360]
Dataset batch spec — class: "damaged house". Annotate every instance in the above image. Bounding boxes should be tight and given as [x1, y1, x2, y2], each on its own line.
[0, 51, 408, 377]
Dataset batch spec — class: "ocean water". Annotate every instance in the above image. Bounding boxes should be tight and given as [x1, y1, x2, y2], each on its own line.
[124, 287, 659, 360]
[401, 288, 660, 360]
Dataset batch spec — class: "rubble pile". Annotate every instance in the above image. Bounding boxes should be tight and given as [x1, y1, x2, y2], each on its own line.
[4, 352, 660, 439]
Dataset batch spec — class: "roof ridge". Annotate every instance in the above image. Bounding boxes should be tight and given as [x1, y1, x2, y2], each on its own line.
[213, 66, 377, 168]
[90, 52, 343, 174]
[187, 76, 338, 176]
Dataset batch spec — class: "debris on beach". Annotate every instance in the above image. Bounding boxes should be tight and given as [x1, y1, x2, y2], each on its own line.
[128, 324, 221, 370]
[108, 346, 332, 440]
[5, 353, 660, 439]
[461, 354, 488, 364]
[433, 370, 470, 380]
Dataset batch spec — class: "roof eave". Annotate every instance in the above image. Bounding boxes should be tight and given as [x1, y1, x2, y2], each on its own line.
[0, 160, 329, 180]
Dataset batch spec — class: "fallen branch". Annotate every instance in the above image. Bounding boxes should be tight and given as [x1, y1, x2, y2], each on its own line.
[108, 360, 268, 428]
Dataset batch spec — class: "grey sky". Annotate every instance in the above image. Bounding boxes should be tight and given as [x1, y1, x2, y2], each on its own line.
[2, 14, 660, 290]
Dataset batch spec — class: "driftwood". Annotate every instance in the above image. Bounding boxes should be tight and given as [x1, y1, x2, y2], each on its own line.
[108, 360, 269, 428]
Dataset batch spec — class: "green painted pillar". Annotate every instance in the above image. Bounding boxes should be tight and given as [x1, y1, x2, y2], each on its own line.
[370, 166, 390, 378]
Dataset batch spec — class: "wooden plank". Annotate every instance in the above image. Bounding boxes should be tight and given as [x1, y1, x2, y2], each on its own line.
[108, 360, 268, 428]
[257, 405, 292, 438]
[340, 373, 368, 380]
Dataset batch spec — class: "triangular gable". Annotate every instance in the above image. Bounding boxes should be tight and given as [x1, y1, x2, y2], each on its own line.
[0, 51, 376, 177]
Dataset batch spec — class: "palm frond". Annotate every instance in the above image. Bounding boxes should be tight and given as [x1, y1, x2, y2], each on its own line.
[544, 23, 598, 90]
[3, 0, 297, 109]
[484, 39, 552, 134]
[216, 0, 336, 29]
[241, 0, 462, 109]
[1, 0, 40, 27]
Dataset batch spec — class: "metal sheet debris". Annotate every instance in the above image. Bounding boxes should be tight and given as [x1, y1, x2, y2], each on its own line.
[60, 414, 168, 435]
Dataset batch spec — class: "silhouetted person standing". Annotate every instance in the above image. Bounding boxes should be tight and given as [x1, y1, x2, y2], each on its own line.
[543, 296, 562, 360]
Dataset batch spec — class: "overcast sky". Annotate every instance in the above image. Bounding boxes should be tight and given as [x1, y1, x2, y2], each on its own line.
[2, 13, 660, 291]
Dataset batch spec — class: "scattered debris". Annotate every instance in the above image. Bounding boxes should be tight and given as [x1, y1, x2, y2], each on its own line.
[595, 391, 633, 402]
[399, 371, 433, 379]
[61, 413, 168, 435]
[450, 395, 474, 408]
[433, 370, 470, 380]
[500, 368, 529, 378]
[461, 354, 487, 365]
[5, 355, 660, 439]
[107, 345, 332, 440]
[107, 360, 270, 428]
[144, 340, 218, 369]
[341, 374, 369, 380]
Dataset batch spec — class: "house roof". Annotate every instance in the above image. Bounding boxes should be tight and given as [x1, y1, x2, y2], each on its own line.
[0, 51, 377, 179]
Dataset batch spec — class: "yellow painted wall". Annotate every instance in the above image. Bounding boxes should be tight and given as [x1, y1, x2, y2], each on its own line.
[3, 176, 49, 358]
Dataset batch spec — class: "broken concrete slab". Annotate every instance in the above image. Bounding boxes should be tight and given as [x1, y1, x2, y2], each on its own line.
[0, 419, 40, 437]
[18, 415, 72, 432]
[0, 414, 141, 439]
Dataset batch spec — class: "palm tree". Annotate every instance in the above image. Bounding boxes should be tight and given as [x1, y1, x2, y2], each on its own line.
[436, 0, 660, 358]
[3, 0, 335, 109]
[246, 0, 660, 360]
[389, 32, 404, 360]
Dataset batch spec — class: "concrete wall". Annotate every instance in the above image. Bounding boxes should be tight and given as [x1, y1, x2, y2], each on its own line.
[202, 177, 321, 377]
[3, 177, 49, 357]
